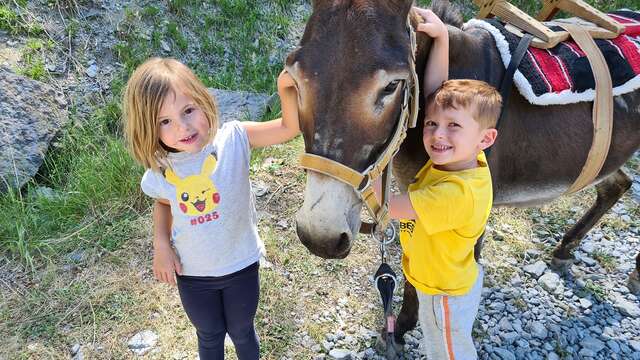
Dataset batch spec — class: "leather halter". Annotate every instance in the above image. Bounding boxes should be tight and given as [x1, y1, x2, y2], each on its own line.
[299, 18, 420, 234]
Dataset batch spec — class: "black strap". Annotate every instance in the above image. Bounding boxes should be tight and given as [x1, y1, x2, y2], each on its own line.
[374, 262, 397, 316]
[486, 34, 534, 158]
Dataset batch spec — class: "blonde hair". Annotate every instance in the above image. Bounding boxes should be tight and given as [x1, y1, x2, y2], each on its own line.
[123, 58, 218, 172]
[427, 79, 502, 129]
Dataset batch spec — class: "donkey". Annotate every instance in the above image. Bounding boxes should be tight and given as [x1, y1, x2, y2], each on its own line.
[287, 0, 640, 354]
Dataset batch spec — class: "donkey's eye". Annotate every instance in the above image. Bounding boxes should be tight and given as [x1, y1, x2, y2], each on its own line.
[382, 80, 401, 95]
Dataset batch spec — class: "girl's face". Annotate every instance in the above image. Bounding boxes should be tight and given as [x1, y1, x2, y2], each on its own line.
[157, 88, 210, 153]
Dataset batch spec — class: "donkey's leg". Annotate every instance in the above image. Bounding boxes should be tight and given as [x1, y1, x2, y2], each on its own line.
[552, 169, 631, 271]
[394, 280, 419, 345]
[474, 230, 486, 262]
[628, 252, 640, 295]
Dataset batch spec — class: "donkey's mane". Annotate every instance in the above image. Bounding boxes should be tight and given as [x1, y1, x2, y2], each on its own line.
[429, 0, 464, 28]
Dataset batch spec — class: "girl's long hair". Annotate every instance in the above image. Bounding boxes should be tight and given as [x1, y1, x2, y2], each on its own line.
[123, 58, 218, 172]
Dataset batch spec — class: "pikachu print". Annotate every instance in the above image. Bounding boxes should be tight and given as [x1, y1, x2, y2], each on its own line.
[165, 154, 221, 216]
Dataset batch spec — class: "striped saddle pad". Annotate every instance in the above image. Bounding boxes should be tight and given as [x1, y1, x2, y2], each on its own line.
[464, 10, 640, 106]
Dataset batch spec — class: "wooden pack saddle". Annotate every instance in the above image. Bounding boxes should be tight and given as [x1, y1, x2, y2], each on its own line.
[473, 0, 626, 193]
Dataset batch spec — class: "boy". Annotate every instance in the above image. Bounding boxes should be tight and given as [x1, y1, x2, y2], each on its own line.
[376, 79, 501, 359]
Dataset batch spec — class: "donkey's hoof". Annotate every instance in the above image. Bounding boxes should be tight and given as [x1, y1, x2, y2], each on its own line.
[374, 335, 403, 360]
[550, 256, 573, 274]
[628, 270, 640, 295]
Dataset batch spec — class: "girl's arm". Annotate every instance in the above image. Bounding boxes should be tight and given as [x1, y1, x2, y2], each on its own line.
[243, 71, 300, 148]
[152, 199, 182, 286]
[414, 8, 449, 97]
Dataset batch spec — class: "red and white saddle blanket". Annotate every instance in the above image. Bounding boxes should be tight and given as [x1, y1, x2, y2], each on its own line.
[464, 10, 640, 105]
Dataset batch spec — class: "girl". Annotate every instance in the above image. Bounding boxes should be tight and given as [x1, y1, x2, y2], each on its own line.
[123, 57, 299, 360]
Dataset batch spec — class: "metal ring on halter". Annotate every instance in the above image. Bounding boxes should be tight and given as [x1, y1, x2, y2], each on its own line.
[370, 223, 396, 246]
[381, 223, 396, 246]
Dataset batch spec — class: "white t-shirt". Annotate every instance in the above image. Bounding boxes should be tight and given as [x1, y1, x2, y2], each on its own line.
[141, 121, 264, 276]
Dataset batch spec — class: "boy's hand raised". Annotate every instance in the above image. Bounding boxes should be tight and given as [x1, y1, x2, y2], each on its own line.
[414, 8, 447, 40]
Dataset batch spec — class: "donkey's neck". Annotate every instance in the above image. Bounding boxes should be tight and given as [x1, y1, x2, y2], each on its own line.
[447, 25, 506, 88]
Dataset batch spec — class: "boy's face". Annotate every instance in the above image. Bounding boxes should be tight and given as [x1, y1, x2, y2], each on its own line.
[422, 104, 497, 171]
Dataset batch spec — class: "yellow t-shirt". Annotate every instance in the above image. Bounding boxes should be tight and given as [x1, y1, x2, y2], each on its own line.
[400, 152, 492, 296]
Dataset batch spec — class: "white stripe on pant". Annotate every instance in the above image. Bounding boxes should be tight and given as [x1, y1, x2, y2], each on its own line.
[417, 265, 484, 360]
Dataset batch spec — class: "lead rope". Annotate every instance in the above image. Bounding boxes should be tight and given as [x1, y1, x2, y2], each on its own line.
[372, 167, 399, 352]
[370, 17, 417, 353]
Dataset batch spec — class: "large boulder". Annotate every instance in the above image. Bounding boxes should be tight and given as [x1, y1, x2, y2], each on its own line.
[209, 88, 274, 126]
[0, 66, 68, 192]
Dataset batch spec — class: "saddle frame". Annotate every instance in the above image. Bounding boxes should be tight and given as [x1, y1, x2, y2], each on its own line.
[472, 0, 625, 49]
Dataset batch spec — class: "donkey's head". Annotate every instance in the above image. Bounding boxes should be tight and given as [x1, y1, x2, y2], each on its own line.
[288, 0, 418, 258]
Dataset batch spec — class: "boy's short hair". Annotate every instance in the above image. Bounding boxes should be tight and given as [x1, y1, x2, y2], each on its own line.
[426, 79, 502, 128]
[123, 57, 219, 172]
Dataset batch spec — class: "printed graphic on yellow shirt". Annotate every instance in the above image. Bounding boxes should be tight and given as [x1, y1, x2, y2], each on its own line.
[400, 220, 415, 237]
[165, 154, 221, 216]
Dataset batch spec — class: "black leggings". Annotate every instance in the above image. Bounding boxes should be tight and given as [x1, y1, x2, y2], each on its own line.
[176, 262, 260, 360]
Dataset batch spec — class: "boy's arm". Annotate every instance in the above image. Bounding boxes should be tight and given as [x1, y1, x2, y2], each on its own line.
[243, 71, 300, 148]
[388, 194, 418, 219]
[373, 179, 418, 220]
[414, 7, 449, 97]
[153, 199, 182, 285]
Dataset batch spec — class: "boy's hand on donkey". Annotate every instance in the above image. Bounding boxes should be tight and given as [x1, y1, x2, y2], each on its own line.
[153, 246, 183, 286]
[414, 7, 447, 39]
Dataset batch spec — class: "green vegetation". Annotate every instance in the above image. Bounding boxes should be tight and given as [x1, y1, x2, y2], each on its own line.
[592, 249, 617, 271]
[0, 4, 43, 35]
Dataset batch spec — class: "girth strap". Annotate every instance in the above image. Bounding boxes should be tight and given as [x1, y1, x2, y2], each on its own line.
[486, 33, 534, 158]
[560, 24, 613, 194]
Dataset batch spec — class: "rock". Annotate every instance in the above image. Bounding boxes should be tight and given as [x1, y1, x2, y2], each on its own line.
[328, 349, 352, 359]
[538, 272, 561, 292]
[276, 219, 288, 229]
[501, 331, 519, 345]
[578, 298, 592, 309]
[498, 317, 514, 331]
[85, 64, 98, 77]
[161, 40, 171, 52]
[209, 89, 272, 125]
[251, 180, 269, 197]
[580, 335, 605, 353]
[70, 344, 81, 355]
[607, 340, 621, 354]
[524, 261, 547, 278]
[525, 249, 543, 259]
[0, 67, 68, 192]
[127, 330, 158, 356]
[493, 347, 516, 360]
[527, 321, 548, 339]
[546, 352, 560, 360]
[629, 340, 640, 352]
[259, 257, 273, 269]
[322, 340, 334, 351]
[613, 296, 640, 317]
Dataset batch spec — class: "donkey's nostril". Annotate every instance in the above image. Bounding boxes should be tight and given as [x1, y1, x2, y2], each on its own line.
[337, 232, 351, 253]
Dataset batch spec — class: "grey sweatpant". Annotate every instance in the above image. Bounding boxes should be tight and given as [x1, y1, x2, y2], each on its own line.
[417, 265, 484, 360]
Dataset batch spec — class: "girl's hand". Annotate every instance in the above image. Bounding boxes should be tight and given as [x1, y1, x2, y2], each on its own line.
[414, 8, 447, 40]
[153, 245, 183, 286]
